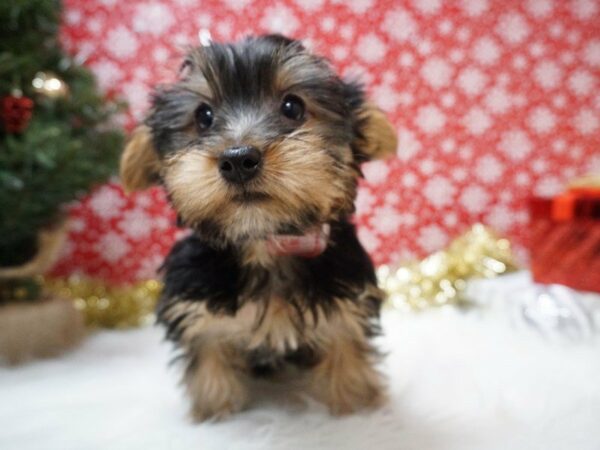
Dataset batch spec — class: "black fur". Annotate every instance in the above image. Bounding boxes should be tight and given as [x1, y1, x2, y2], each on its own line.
[157, 219, 379, 339]
[147, 35, 385, 391]
[145, 34, 367, 160]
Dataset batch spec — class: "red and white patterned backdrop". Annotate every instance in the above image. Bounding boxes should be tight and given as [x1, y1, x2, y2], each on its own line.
[52, 0, 600, 284]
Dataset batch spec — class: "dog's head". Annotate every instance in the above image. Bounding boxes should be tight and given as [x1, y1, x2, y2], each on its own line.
[121, 35, 396, 243]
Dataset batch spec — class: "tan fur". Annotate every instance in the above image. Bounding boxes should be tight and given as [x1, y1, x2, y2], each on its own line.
[358, 103, 398, 160]
[163, 127, 357, 241]
[0, 297, 85, 365]
[308, 292, 386, 414]
[119, 126, 161, 192]
[186, 341, 249, 421]
[162, 282, 385, 420]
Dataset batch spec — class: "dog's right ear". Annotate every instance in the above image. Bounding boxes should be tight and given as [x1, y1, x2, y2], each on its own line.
[120, 125, 161, 193]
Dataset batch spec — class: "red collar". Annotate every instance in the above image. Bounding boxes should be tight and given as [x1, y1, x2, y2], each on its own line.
[265, 224, 330, 258]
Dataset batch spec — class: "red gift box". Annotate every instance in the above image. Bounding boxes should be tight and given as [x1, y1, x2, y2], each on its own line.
[529, 187, 600, 293]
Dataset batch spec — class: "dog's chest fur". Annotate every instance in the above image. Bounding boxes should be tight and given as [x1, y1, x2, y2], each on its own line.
[157, 220, 381, 362]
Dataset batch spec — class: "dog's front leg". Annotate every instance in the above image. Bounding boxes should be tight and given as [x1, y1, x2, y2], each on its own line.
[184, 340, 249, 422]
[307, 300, 385, 415]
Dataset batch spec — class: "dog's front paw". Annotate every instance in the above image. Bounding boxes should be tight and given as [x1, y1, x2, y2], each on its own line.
[190, 376, 249, 422]
[324, 370, 386, 415]
[191, 394, 247, 422]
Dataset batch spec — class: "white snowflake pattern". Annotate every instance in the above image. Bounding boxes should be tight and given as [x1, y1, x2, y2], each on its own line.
[457, 67, 488, 96]
[413, 0, 442, 14]
[552, 139, 567, 153]
[152, 47, 169, 63]
[260, 6, 299, 34]
[499, 129, 533, 161]
[449, 48, 465, 63]
[532, 159, 548, 174]
[95, 232, 130, 263]
[534, 60, 563, 90]
[484, 87, 512, 114]
[372, 84, 400, 112]
[561, 51, 575, 66]
[292, 0, 324, 10]
[421, 57, 454, 89]
[371, 206, 406, 235]
[320, 16, 336, 32]
[568, 70, 596, 96]
[440, 92, 456, 108]
[472, 37, 501, 65]
[416, 104, 446, 134]
[588, 154, 600, 173]
[332, 46, 349, 61]
[105, 26, 139, 59]
[356, 33, 387, 64]
[90, 60, 123, 91]
[462, 107, 492, 135]
[362, 160, 390, 184]
[535, 176, 563, 196]
[441, 138, 456, 153]
[424, 177, 457, 207]
[529, 42, 546, 58]
[460, 186, 490, 214]
[417, 225, 448, 253]
[526, 0, 555, 18]
[476, 155, 504, 183]
[339, 24, 355, 41]
[397, 128, 422, 161]
[438, 19, 453, 35]
[402, 172, 418, 187]
[460, 0, 489, 16]
[118, 208, 154, 240]
[514, 172, 531, 186]
[336, 0, 374, 14]
[552, 94, 567, 109]
[528, 106, 557, 134]
[512, 55, 528, 70]
[133, 2, 174, 36]
[122, 81, 149, 118]
[399, 52, 415, 67]
[419, 159, 438, 175]
[496, 13, 530, 45]
[135, 253, 164, 280]
[573, 109, 599, 135]
[382, 8, 418, 42]
[89, 186, 126, 219]
[444, 212, 458, 227]
[486, 205, 514, 231]
[355, 188, 376, 216]
[417, 39, 434, 55]
[357, 226, 380, 253]
[65, 9, 81, 25]
[570, 0, 599, 19]
[583, 39, 600, 67]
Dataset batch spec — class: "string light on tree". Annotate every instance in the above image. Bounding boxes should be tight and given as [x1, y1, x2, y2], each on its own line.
[32, 71, 68, 98]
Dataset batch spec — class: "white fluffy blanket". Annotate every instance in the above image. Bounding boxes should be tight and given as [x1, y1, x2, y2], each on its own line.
[1, 273, 599, 450]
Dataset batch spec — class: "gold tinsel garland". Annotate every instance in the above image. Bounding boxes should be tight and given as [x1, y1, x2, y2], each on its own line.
[43, 277, 162, 328]
[377, 224, 517, 311]
[43, 224, 516, 327]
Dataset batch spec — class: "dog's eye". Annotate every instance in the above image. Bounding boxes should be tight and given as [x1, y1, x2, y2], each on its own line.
[195, 103, 214, 130]
[280, 95, 305, 121]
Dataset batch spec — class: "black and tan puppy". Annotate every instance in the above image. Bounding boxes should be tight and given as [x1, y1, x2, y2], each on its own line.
[120, 34, 397, 421]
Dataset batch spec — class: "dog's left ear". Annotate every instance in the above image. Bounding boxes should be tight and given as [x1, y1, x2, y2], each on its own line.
[354, 103, 398, 161]
[120, 125, 161, 193]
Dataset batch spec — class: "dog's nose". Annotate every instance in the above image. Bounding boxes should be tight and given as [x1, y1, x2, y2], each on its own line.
[218, 146, 262, 184]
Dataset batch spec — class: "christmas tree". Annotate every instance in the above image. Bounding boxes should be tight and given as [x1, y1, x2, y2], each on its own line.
[0, 0, 123, 301]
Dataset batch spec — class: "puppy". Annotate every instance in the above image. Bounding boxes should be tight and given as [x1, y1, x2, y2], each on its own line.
[120, 34, 397, 421]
